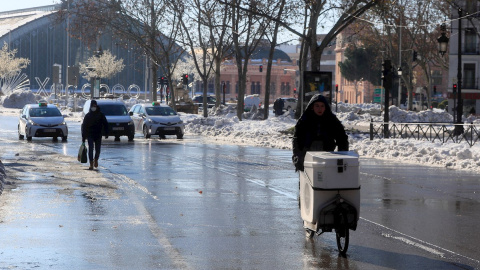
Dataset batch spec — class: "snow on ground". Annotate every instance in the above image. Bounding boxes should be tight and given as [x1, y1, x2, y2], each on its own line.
[2, 90, 480, 174]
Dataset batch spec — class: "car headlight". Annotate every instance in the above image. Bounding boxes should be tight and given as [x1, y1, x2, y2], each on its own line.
[28, 119, 39, 126]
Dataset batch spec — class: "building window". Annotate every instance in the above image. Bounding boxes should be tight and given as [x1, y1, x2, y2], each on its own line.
[271, 82, 276, 97]
[235, 81, 239, 94]
[281, 82, 286, 95]
[431, 70, 443, 87]
[463, 63, 476, 89]
[286, 82, 291, 95]
[465, 28, 477, 54]
[466, 0, 477, 14]
[226, 81, 231, 94]
[256, 82, 261, 95]
[251, 82, 255, 94]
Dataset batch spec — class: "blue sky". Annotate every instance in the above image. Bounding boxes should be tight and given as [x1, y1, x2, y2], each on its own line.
[0, 0, 58, 12]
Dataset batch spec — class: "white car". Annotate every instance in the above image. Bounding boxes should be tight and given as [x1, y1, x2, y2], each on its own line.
[244, 95, 261, 112]
[281, 97, 297, 111]
[18, 102, 68, 141]
[401, 100, 427, 111]
[129, 102, 185, 139]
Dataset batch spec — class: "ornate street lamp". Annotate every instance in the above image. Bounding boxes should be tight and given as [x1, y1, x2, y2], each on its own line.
[437, 24, 449, 56]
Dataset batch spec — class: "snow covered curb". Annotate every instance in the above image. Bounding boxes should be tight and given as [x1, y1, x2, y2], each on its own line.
[353, 138, 480, 172]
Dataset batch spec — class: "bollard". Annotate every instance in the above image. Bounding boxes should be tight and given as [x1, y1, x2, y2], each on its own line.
[370, 118, 373, 140]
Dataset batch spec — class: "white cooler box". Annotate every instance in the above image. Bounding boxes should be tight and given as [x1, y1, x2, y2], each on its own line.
[300, 151, 360, 231]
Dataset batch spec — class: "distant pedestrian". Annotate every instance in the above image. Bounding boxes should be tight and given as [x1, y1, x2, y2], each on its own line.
[274, 98, 284, 116]
[81, 100, 109, 170]
[470, 107, 476, 115]
[278, 98, 285, 114]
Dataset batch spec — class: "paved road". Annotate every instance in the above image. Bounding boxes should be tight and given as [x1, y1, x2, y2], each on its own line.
[0, 115, 479, 269]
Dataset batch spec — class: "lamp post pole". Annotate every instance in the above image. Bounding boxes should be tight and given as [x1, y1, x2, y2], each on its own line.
[398, 15, 402, 107]
[455, 8, 464, 135]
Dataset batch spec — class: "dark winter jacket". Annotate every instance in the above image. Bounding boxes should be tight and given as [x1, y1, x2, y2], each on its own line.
[81, 104, 109, 140]
[292, 94, 349, 171]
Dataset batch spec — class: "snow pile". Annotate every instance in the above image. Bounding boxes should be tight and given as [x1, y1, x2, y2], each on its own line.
[184, 108, 295, 149]
[1, 90, 37, 108]
[352, 138, 480, 171]
[388, 106, 454, 123]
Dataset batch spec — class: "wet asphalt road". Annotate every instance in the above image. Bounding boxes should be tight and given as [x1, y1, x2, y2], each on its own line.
[1, 115, 479, 269]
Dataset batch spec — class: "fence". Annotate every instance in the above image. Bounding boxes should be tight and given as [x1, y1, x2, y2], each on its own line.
[369, 121, 480, 147]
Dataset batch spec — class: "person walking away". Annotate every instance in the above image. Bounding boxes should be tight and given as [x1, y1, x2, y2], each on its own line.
[279, 98, 285, 114]
[292, 94, 349, 172]
[273, 99, 280, 116]
[81, 100, 109, 170]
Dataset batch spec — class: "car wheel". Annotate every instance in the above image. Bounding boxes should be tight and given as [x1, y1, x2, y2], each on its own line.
[62, 136, 67, 142]
[160, 135, 166, 139]
[128, 135, 134, 141]
[176, 133, 184, 139]
[143, 125, 151, 139]
[115, 136, 120, 141]
[27, 136, 32, 141]
[53, 137, 58, 141]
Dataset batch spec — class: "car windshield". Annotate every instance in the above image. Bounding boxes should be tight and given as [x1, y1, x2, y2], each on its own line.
[100, 104, 128, 116]
[145, 106, 177, 116]
[29, 108, 62, 117]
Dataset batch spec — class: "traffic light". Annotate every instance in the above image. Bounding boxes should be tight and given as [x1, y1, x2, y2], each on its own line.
[182, 74, 188, 85]
[335, 84, 339, 92]
[259, 65, 263, 72]
[433, 85, 437, 95]
[158, 76, 165, 86]
[453, 84, 457, 93]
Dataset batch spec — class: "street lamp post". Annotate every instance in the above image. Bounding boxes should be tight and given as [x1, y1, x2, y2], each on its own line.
[438, 18, 464, 135]
[397, 67, 402, 107]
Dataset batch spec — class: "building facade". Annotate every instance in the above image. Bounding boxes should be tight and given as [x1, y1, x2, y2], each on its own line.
[448, 0, 480, 116]
[0, 5, 148, 92]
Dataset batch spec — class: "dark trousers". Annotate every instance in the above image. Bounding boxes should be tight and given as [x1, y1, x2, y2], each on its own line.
[87, 137, 102, 162]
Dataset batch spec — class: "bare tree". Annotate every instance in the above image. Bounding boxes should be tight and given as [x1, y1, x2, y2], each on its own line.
[354, 0, 449, 110]
[0, 42, 30, 95]
[57, 0, 186, 105]
[230, 0, 272, 119]
[176, 0, 217, 117]
[79, 50, 125, 80]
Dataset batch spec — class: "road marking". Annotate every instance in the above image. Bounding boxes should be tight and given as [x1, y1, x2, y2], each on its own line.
[111, 173, 193, 270]
[361, 217, 480, 264]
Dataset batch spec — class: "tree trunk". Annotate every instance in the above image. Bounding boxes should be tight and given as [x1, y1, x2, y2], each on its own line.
[215, 57, 222, 107]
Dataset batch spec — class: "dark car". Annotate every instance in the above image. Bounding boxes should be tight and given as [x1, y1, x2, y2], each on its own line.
[192, 95, 216, 108]
[83, 99, 135, 141]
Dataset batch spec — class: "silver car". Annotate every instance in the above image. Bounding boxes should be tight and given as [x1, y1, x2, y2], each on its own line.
[281, 97, 297, 111]
[18, 102, 68, 141]
[130, 102, 185, 139]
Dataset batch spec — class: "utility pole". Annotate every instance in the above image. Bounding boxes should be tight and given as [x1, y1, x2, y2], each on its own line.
[455, 8, 464, 135]
[397, 16, 402, 107]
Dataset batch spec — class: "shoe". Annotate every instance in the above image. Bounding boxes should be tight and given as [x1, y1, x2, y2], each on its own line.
[89, 162, 93, 170]
[94, 159, 98, 168]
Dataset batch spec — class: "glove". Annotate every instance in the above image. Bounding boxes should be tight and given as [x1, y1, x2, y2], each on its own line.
[82, 137, 86, 143]
[292, 155, 304, 172]
[105, 135, 109, 139]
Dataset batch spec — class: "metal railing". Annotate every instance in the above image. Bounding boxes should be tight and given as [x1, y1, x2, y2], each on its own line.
[369, 121, 480, 147]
